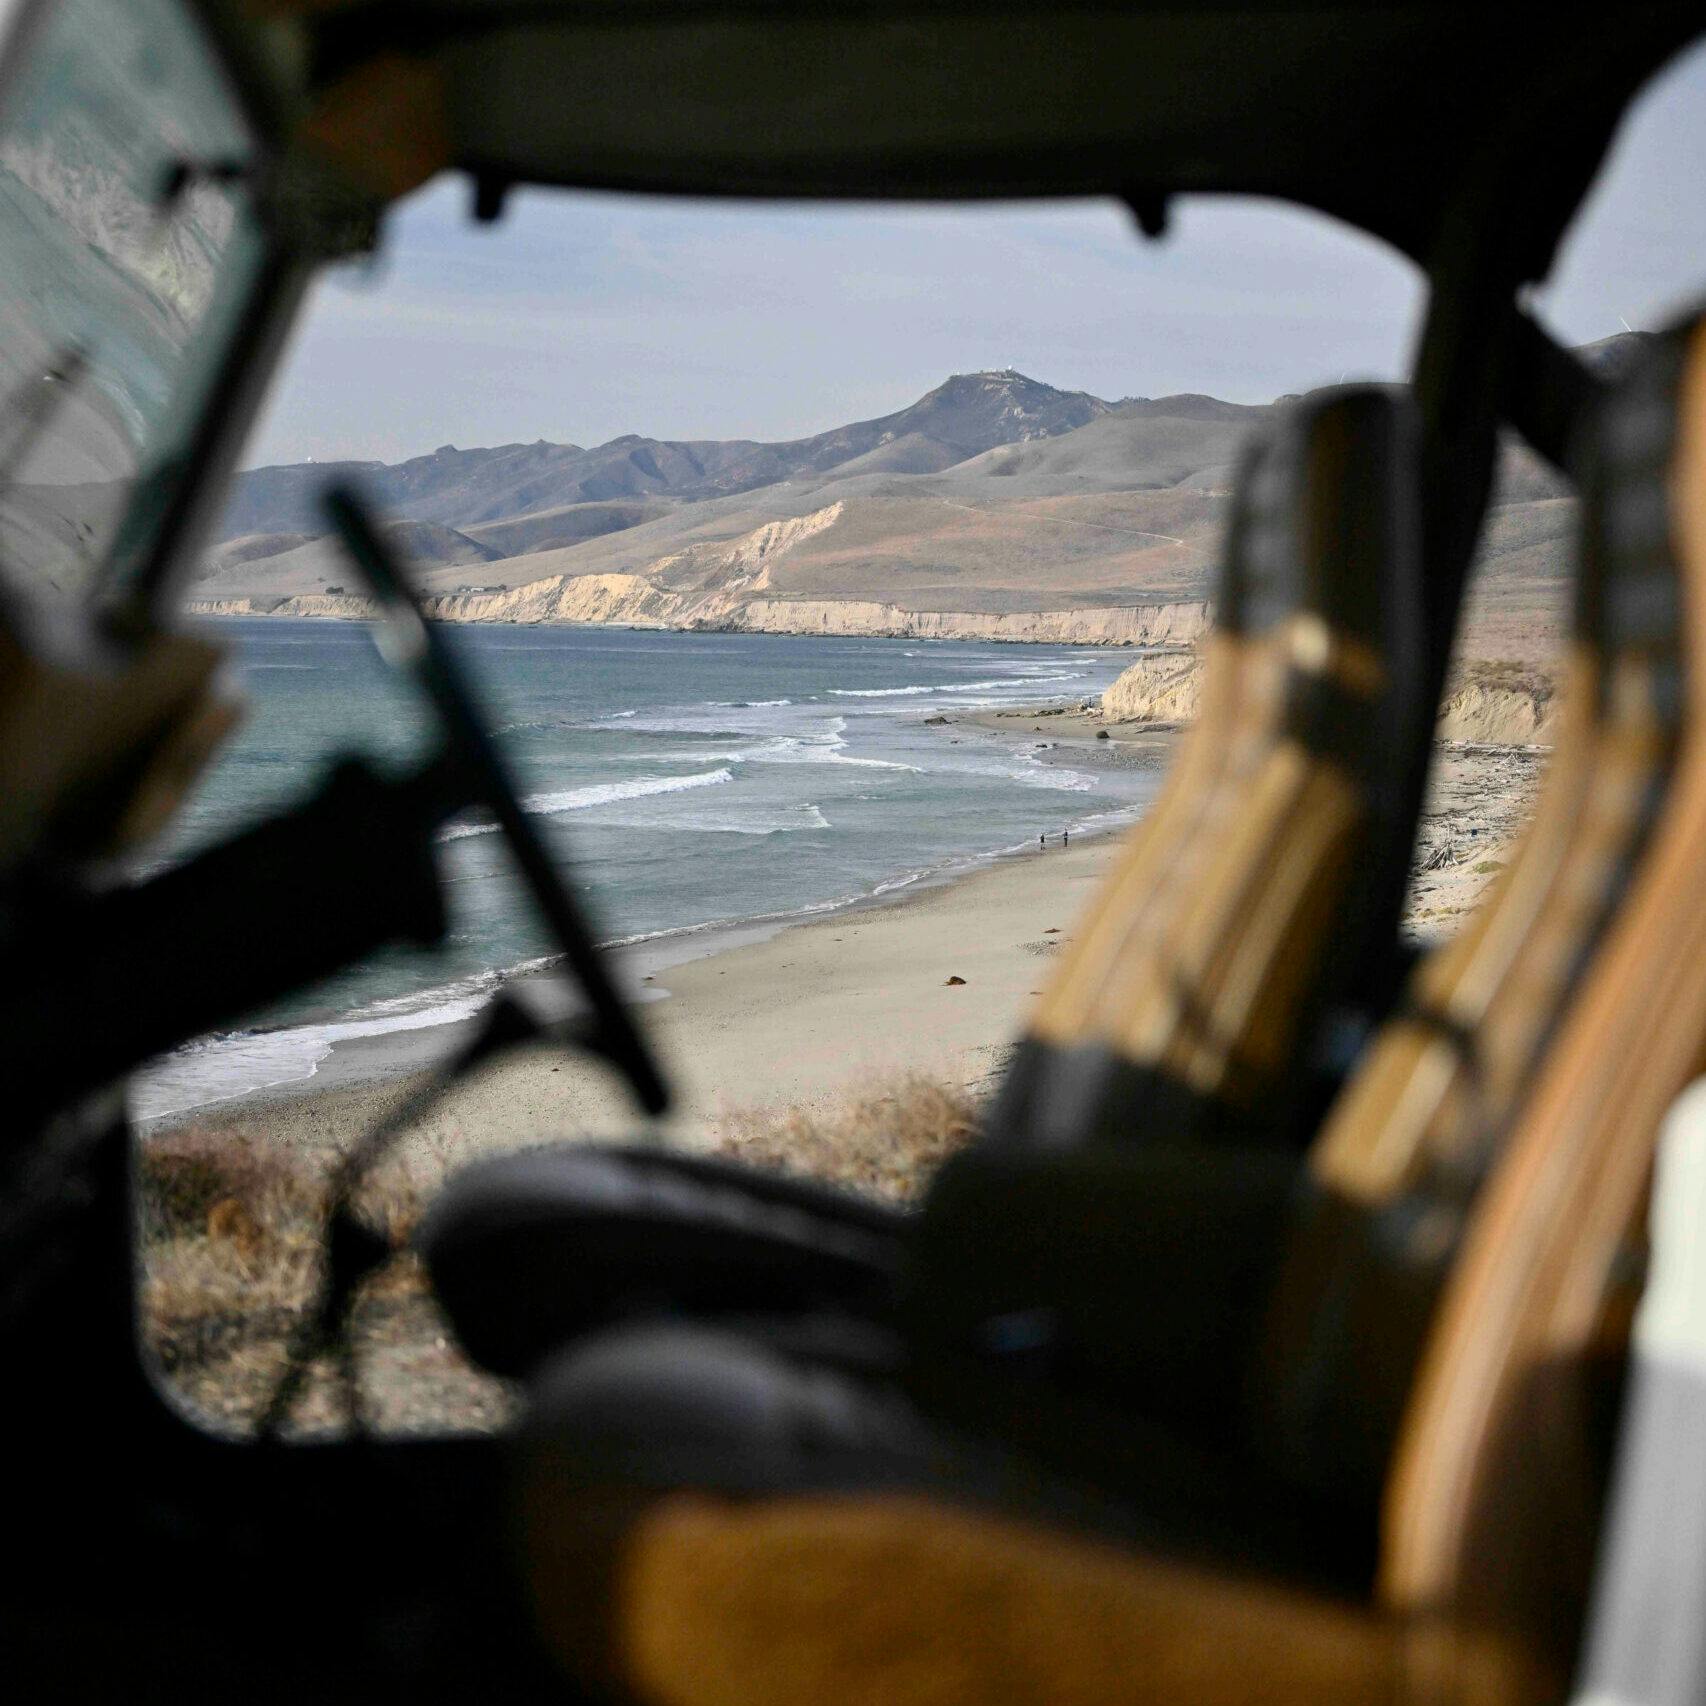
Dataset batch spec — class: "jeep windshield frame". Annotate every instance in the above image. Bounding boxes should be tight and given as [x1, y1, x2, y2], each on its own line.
[0, 0, 302, 624]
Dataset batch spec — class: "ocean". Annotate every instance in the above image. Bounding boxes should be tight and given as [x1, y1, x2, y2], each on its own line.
[134, 619, 1163, 1120]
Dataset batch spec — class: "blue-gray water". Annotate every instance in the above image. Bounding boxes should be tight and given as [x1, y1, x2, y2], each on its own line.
[136, 619, 1161, 1118]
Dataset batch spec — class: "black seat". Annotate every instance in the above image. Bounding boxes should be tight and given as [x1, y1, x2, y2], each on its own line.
[423, 383, 1426, 1379]
[422, 1144, 902, 1379]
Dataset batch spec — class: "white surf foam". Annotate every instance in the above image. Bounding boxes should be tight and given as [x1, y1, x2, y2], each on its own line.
[828, 678, 1014, 698]
[629, 798, 833, 837]
[129, 964, 536, 1123]
[778, 718, 923, 771]
[659, 719, 922, 774]
[439, 767, 734, 840]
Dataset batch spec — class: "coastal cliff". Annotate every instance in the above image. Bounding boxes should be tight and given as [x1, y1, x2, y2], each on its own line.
[1097, 650, 1559, 746]
[188, 576, 1212, 647]
[1098, 649, 1202, 722]
[188, 493, 1212, 645]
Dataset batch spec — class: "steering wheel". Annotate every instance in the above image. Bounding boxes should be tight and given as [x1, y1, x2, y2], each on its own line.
[324, 483, 669, 1116]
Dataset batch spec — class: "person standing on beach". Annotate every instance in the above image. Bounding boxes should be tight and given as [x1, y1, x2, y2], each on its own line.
[1040, 832, 1046, 852]
[1063, 829, 1070, 849]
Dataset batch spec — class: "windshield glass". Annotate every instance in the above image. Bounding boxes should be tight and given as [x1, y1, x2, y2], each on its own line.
[0, 0, 265, 608]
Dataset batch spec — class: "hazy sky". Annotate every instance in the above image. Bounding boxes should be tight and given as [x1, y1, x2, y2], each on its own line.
[247, 37, 1706, 469]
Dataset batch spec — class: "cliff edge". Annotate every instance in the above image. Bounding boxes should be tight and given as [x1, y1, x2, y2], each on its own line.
[1098, 652, 1558, 746]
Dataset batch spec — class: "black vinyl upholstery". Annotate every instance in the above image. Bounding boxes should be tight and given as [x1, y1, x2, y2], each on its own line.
[422, 1145, 905, 1378]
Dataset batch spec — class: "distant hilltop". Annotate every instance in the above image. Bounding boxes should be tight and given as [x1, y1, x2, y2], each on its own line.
[218, 370, 1128, 542]
[194, 338, 1648, 656]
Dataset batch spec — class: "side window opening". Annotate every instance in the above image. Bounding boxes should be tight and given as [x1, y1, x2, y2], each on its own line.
[143, 190, 1433, 1429]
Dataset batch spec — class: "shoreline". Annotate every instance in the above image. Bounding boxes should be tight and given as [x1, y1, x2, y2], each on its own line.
[151, 825, 1135, 1168]
[951, 701, 1181, 763]
[143, 705, 1171, 1140]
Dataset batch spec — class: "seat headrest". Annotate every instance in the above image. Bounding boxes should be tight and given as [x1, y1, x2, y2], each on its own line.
[999, 384, 1429, 1150]
[1221, 386, 1420, 665]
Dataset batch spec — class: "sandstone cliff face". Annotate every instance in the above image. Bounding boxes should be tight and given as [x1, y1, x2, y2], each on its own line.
[188, 497, 1212, 648]
[1098, 649, 1203, 722]
[1097, 651, 1560, 747]
[647, 503, 845, 594]
[711, 598, 1208, 645]
[186, 498, 1216, 645]
[189, 592, 375, 619]
[1434, 673, 1558, 746]
[434, 573, 676, 625]
[187, 579, 1211, 646]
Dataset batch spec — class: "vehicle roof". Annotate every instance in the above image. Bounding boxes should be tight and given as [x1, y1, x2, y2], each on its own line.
[277, 2, 1702, 277]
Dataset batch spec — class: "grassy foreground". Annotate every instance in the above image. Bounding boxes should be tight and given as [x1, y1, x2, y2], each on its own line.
[139, 1075, 981, 1433]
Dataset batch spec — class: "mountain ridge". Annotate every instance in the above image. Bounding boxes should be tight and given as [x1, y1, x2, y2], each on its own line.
[201, 339, 1645, 655]
[220, 370, 1115, 544]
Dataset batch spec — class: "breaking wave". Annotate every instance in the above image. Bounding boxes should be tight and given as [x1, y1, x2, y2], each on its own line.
[439, 767, 734, 840]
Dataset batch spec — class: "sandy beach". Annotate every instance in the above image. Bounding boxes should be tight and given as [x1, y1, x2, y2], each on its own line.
[156, 830, 1123, 1168]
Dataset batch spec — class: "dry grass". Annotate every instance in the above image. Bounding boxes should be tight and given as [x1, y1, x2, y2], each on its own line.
[710, 1073, 982, 1203]
[138, 1126, 326, 1372]
[138, 1072, 982, 1429]
[136, 1125, 508, 1435]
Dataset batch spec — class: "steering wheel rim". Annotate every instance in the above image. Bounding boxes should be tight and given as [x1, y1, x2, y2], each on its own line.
[324, 482, 670, 1116]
